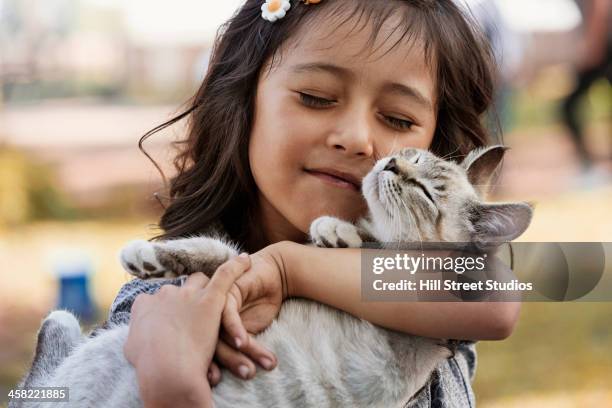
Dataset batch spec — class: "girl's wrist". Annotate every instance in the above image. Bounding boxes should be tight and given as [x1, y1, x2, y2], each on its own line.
[268, 240, 303, 299]
[131, 346, 210, 406]
[136, 362, 210, 408]
[141, 386, 210, 408]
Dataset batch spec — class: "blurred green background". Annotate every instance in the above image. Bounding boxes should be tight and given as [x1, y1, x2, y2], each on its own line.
[0, 0, 611, 407]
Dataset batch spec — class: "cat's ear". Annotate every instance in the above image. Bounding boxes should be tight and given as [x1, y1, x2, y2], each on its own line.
[461, 145, 508, 193]
[469, 202, 533, 245]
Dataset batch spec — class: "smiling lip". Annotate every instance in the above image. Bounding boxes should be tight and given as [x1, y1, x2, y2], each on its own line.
[305, 168, 361, 192]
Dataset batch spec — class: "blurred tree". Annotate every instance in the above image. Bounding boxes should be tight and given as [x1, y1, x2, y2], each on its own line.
[0, 147, 30, 225]
[0, 147, 76, 227]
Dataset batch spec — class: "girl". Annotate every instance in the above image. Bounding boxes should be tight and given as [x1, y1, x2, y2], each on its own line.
[113, 0, 520, 406]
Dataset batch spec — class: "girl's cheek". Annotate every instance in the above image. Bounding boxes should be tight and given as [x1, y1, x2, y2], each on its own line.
[274, 118, 323, 164]
[277, 91, 331, 139]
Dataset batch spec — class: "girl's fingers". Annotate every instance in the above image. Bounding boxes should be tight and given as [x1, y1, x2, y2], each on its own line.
[184, 271, 209, 289]
[221, 332, 277, 372]
[207, 361, 222, 387]
[214, 339, 256, 380]
[208, 253, 251, 295]
[222, 293, 248, 349]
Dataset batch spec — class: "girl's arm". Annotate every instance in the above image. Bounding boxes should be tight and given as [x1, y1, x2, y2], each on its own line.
[215, 241, 519, 376]
[279, 241, 521, 340]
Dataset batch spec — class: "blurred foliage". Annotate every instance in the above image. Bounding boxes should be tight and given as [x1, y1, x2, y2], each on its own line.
[0, 147, 164, 227]
[3, 80, 124, 104]
[0, 147, 77, 225]
[474, 302, 612, 403]
[85, 184, 164, 221]
[512, 78, 611, 131]
[2, 78, 193, 106]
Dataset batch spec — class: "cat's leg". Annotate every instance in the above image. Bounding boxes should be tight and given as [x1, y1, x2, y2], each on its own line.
[45, 326, 141, 408]
[309, 216, 364, 248]
[18, 311, 83, 392]
[119, 236, 239, 279]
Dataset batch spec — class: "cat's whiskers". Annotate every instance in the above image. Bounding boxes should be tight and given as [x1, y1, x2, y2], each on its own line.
[384, 136, 400, 158]
[390, 181, 405, 244]
[386, 176, 407, 242]
[386, 180, 402, 245]
[394, 191, 403, 243]
[383, 178, 400, 242]
[379, 179, 395, 241]
[439, 145, 462, 161]
[400, 193, 424, 252]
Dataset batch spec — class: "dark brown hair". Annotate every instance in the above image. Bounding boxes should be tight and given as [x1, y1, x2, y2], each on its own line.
[142, 0, 497, 251]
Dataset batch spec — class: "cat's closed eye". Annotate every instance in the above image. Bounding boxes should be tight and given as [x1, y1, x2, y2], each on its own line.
[405, 177, 435, 203]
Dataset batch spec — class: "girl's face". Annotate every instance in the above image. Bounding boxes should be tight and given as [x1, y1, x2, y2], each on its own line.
[249, 16, 437, 243]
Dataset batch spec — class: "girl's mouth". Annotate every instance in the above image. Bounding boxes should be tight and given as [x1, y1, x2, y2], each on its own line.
[304, 169, 361, 192]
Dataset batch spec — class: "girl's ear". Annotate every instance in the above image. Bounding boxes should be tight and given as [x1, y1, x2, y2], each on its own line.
[469, 202, 533, 245]
[461, 145, 509, 193]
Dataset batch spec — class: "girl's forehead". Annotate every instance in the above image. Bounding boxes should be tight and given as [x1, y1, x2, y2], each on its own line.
[286, 11, 430, 66]
[272, 13, 436, 108]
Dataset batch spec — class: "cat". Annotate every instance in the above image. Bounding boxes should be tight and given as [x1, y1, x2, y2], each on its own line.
[11, 145, 533, 408]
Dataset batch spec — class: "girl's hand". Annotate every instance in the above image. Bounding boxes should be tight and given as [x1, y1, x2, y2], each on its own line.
[207, 242, 290, 383]
[124, 254, 251, 408]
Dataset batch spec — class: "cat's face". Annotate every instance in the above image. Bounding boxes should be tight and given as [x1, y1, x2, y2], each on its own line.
[361, 146, 533, 245]
[362, 148, 476, 242]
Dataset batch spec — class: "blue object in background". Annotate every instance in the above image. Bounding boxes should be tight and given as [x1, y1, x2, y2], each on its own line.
[57, 274, 96, 323]
[53, 251, 97, 323]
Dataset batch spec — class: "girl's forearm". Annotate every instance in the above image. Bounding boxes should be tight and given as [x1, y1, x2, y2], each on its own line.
[280, 241, 521, 341]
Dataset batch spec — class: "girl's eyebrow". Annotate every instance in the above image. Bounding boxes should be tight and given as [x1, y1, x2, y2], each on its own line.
[289, 62, 432, 110]
[382, 82, 432, 110]
[290, 62, 352, 79]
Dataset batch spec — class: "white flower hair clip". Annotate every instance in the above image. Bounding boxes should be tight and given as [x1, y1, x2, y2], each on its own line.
[261, 0, 291, 22]
[261, 0, 322, 23]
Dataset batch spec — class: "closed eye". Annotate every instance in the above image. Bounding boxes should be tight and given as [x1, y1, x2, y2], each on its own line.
[298, 92, 336, 108]
[299, 92, 415, 131]
[407, 178, 435, 204]
[383, 116, 414, 131]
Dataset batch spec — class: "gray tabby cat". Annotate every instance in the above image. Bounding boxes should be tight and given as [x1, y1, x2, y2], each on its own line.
[12, 145, 533, 408]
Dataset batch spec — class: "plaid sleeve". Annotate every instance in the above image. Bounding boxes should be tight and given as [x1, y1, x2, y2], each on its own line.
[107, 277, 186, 325]
[405, 341, 478, 408]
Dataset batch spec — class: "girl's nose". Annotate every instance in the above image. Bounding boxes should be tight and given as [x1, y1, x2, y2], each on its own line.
[325, 108, 374, 158]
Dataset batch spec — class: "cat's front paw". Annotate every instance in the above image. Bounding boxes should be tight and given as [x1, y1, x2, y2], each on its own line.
[119, 240, 175, 279]
[309, 216, 362, 248]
